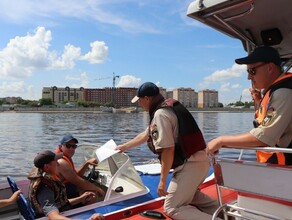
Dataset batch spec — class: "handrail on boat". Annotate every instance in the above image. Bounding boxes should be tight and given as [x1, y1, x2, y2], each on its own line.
[209, 146, 292, 220]
[212, 203, 287, 220]
[215, 146, 292, 162]
[223, 146, 292, 155]
[243, 147, 292, 154]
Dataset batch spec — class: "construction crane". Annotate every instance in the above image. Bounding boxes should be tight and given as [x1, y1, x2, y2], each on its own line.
[95, 72, 119, 88]
[112, 72, 120, 88]
[95, 72, 120, 106]
[112, 72, 120, 107]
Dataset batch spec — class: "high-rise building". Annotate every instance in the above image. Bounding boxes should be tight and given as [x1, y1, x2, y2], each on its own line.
[173, 88, 198, 108]
[198, 89, 218, 108]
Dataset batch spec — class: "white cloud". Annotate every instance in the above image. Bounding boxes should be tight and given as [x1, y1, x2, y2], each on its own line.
[231, 84, 242, 89]
[0, 0, 162, 34]
[52, 44, 81, 69]
[155, 81, 160, 87]
[220, 83, 231, 92]
[201, 64, 245, 86]
[116, 75, 141, 88]
[0, 27, 108, 80]
[81, 41, 108, 64]
[219, 82, 242, 92]
[0, 81, 25, 97]
[0, 26, 108, 99]
[0, 27, 52, 79]
[65, 75, 80, 81]
[241, 88, 253, 102]
[26, 85, 36, 99]
[65, 72, 89, 88]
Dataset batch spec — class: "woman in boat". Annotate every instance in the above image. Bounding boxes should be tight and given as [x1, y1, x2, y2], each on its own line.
[55, 134, 104, 205]
[0, 190, 21, 208]
[116, 82, 220, 220]
[207, 46, 292, 165]
[27, 150, 104, 220]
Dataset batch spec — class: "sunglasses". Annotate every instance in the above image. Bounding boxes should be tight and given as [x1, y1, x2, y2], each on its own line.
[247, 63, 266, 76]
[65, 143, 78, 149]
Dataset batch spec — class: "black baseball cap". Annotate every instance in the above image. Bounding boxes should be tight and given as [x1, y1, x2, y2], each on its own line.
[235, 46, 281, 66]
[131, 82, 160, 103]
[34, 150, 63, 169]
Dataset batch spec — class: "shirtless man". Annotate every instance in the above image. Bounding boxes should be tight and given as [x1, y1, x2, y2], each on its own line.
[56, 135, 104, 205]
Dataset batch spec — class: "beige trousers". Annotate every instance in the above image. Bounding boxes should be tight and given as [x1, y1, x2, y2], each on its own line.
[164, 159, 220, 220]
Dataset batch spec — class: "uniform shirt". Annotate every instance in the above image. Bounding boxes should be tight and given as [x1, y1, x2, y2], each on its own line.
[250, 88, 292, 147]
[149, 108, 208, 162]
[149, 108, 178, 151]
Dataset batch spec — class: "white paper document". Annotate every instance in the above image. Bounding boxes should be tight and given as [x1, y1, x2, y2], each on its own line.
[95, 139, 120, 162]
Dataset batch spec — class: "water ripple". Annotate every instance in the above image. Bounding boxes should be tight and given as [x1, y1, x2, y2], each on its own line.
[0, 111, 255, 184]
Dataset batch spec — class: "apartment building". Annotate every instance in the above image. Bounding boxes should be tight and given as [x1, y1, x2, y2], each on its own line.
[158, 87, 167, 99]
[0, 97, 22, 104]
[43, 86, 138, 107]
[83, 88, 112, 104]
[42, 87, 84, 103]
[198, 89, 218, 108]
[173, 88, 198, 108]
[83, 87, 137, 107]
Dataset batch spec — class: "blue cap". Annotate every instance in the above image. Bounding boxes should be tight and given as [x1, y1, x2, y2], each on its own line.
[131, 82, 160, 103]
[60, 134, 78, 144]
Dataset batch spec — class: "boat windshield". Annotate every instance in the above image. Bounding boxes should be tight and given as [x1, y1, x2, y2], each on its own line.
[79, 144, 149, 203]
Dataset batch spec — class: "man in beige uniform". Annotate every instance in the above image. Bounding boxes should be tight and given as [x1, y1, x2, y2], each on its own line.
[117, 82, 220, 220]
[207, 46, 292, 165]
[207, 45, 292, 219]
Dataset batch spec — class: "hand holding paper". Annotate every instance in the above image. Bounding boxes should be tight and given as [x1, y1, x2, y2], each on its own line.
[95, 139, 120, 162]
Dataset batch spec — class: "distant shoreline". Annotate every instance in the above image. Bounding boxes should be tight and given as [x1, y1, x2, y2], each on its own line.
[0, 107, 254, 113]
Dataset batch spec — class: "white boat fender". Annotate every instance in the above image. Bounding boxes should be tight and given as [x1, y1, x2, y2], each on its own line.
[140, 210, 166, 219]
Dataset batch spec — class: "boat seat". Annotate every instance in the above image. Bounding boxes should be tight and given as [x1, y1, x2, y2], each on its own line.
[6, 176, 35, 220]
[211, 158, 292, 220]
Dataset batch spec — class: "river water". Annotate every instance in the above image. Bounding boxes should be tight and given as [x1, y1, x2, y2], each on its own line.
[0, 111, 255, 184]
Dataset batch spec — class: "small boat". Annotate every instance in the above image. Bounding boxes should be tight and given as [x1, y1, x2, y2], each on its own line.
[0, 143, 213, 220]
[3, 144, 291, 219]
[100, 106, 113, 113]
[112, 107, 138, 113]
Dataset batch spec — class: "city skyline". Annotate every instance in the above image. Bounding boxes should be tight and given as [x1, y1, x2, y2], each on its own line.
[2, 85, 218, 101]
[41, 86, 218, 108]
[0, 1, 252, 105]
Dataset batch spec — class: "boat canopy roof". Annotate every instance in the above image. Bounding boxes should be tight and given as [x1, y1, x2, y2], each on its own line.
[187, 0, 292, 69]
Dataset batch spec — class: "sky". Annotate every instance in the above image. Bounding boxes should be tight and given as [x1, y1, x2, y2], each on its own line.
[0, 0, 253, 105]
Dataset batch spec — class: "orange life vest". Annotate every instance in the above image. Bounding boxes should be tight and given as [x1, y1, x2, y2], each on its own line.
[254, 73, 292, 165]
[55, 146, 78, 183]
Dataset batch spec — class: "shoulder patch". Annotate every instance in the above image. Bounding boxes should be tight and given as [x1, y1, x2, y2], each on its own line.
[262, 111, 276, 126]
[151, 124, 159, 141]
